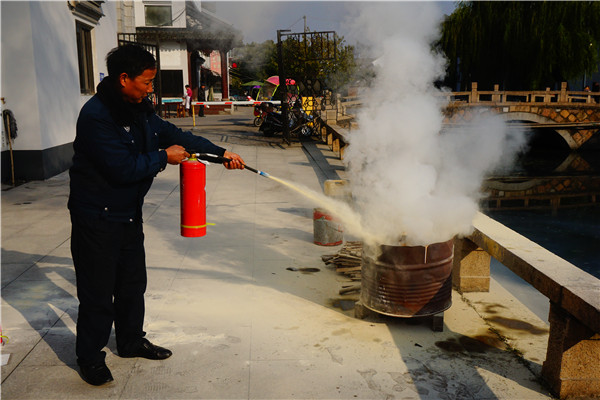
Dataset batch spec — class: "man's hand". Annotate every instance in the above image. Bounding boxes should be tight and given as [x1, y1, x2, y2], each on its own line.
[223, 150, 244, 170]
[165, 145, 190, 165]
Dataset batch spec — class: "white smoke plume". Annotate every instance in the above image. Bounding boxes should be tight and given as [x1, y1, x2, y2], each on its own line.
[343, 3, 527, 246]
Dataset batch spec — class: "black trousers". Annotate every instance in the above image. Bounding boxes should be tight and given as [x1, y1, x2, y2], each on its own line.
[70, 213, 147, 365]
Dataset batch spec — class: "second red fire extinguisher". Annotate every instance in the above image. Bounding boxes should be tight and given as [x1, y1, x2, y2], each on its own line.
[180, 155, 207, 237]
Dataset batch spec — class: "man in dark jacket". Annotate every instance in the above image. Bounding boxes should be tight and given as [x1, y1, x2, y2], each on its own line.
[68, 44, 244, 386]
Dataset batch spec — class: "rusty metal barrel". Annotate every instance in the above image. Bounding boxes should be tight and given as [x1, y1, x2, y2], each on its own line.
[360, 238, 454, 317]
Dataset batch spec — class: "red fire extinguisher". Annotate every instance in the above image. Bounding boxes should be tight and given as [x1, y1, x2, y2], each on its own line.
[180, 155, 207, 237]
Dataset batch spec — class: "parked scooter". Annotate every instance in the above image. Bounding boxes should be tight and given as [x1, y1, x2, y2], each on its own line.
[258, 100, 314, 137]
[253, 103, 268, 127]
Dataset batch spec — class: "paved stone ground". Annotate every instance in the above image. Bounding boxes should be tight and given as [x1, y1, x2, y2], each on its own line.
[1, 107, 555, 399]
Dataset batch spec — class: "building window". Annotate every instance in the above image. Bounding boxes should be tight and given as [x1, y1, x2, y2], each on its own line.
[145, 5, 172, 26]
[76, 22, 95, 94]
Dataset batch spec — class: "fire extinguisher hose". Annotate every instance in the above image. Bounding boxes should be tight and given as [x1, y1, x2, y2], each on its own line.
[191, 153, 270, 177]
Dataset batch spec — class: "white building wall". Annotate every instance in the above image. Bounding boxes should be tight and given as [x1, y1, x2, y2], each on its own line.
[160, 41, 187, 69]
[132, 1, 190, 95]
[2, 1, 118, 152]
[29, 2, 82, 150]
[1, 2, 43, 151]
[160, 41, 189, 94]
[94, 2, 119, 83]
[1, 1, 119, 180]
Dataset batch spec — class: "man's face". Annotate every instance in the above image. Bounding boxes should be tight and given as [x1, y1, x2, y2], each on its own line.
[119, 68, 156, 103]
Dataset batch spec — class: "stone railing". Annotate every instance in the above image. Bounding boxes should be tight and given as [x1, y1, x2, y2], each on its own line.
[445, 82, 600, 105]
[454, 212, 600, 399]
[321, 82, 600, 126]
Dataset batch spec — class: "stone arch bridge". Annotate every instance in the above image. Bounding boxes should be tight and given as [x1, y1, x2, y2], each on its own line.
[442, 82, 600, 149]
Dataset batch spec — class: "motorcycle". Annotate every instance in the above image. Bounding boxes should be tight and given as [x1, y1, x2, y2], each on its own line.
[258, 100, 314, 138]
[253, 103, 268, 127]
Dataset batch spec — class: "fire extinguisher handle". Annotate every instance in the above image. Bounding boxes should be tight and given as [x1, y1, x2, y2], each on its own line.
[191, 153, 231, 164]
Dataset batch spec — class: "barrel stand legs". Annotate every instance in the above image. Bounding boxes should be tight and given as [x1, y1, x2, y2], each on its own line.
[354, 302, 445, 332]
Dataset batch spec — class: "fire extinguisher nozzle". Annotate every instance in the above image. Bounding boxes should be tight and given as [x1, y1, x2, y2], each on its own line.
[243, 164, 270, 178]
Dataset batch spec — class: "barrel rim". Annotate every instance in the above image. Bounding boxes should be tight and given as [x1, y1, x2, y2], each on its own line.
[360, 300, 452, 318]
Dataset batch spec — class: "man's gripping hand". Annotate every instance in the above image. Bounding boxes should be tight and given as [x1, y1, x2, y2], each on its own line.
[165, 145, 190, 165]
[223, 150, 244, 170]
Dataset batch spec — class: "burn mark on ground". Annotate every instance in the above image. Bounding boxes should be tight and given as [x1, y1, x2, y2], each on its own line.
[299, 267, 320, 274]
[286, 267, 320, 274]
[435, 334, 506, 354]
[435, 337, 464, 353]
[483, 303, 508, 314]
[487, 316, 549, 335]
[331, 298, 357, 311]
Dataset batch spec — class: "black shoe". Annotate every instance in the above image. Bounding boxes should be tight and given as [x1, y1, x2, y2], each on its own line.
[119, 338, 172, 360]
[78, 360, 113, 386]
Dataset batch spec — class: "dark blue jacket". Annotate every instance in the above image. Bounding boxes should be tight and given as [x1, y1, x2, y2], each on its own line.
[68, 79, 225, 222]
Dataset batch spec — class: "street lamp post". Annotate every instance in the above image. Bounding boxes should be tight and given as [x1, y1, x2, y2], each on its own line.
[277, 29, 291, 144]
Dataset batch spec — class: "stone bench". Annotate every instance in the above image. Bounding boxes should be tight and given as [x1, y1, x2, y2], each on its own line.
[454, 212, 600, 399]
[314, 116, 349, 159]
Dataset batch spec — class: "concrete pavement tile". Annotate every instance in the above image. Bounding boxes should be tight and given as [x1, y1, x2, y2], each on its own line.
[15, 263, 75, 283]
[0, 327, 50, 380]
[248, 359, 417, 399]
[1, 363, 129, 399]
[179, 245, 255, 280]
[143, 234, 188, 261]
[1, 233, 70, 265]
[252, 258, 339, 304]
[145, 270, 179, 295]
[208, 192, 256, 207]
[252, 244, 297, 261]
[120, 356, 249, 400]
[1, 263, 33, 287]
[151, 277, 255, 326]
[144, 217, 188, 247]
[253, 240, 318, 263]
[183, 221, 256, 248]
[462, 279, 550, 377]
[248, 288, 360, 362]
[18, 325, 77, 367]
[207, 203, 256, 223]
[2, 279, 78, 331]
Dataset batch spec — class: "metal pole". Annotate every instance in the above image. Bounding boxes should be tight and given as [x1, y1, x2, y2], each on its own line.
[155, 35, 163, 117]
[277, 29, 291, 144]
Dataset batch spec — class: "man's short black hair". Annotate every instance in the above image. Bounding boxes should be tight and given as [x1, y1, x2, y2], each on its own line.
[106, 44, 156, 78]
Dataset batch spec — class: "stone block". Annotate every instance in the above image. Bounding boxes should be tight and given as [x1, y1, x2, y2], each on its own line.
[339, 144, 347, 160]
[324, 180, 350, 200]
[560, 109, 570, 118]
[452, 238, 491, 292]
[542, 302, 600, 399]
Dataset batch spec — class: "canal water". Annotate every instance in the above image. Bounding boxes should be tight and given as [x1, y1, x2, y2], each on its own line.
[480, 131, 600, 321]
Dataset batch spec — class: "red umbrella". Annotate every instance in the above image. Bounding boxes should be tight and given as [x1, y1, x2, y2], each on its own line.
[266, 76, 279, 85]
[265, 76, 296, 86]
